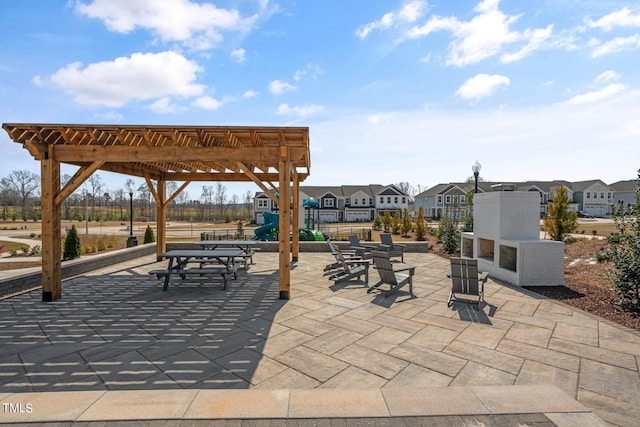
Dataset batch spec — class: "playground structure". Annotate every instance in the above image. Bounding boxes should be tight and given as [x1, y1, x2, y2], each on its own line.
[253, 208, 326, 242]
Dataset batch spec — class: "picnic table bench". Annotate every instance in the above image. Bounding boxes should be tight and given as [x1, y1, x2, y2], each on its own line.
[149, 249, 243, 291]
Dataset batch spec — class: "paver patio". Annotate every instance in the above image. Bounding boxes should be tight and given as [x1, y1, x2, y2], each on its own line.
[1, 251, 639, 425]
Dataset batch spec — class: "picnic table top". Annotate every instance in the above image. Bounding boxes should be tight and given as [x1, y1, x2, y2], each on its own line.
[159, 249, 244, 258]
[198, 240, 258, 246]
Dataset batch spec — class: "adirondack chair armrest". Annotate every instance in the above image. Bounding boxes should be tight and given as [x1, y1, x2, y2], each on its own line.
[344, 259, 372, 266]
[394, 242, 407, 249]
[395, 265, 416, 275]
[479, 271, 489, 283]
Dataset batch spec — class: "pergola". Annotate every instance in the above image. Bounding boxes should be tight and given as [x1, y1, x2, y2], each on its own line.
[2, 123, 310, 302]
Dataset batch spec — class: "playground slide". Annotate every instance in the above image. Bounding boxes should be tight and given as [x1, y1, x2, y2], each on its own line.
[253, 212, 278, 240]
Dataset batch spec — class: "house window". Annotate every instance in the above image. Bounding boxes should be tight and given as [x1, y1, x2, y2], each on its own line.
[586, 192, 590, 199]
[445, 195, 452, 204]
[352, 198, 358, 206]
[437, 195, 442, 203]
[257, 199, 268, 208]
[362, 198, 366, 205]
[607, 192, 612, 200]
[402, 197, 406, 204]
[461, 195, 466, 204]
[600, 192, 605, 199]
[593, 192, 597, 199]
[380, 197, 384, 204]
[387, 197, 391, 203]
[394, 197, 398, 204]
[324, 198, 334, 208]
[369, 198, 373, 205]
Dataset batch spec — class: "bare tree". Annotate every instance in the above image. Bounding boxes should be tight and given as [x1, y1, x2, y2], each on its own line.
[87, 174, 104, 219]
[1, 170, 39, 220]
[244, 190, 253, 220]
[214, 183, 227, 218]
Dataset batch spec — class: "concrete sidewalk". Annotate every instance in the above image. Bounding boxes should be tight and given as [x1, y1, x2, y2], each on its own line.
[1, 252, 638, 425]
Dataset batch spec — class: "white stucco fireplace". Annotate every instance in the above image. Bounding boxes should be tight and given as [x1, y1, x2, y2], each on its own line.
[461, 191, 564, 287]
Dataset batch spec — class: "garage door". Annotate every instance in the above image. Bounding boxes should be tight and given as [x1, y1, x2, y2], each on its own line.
[346, 211, 370, 222]
[319, 212, 337, 223]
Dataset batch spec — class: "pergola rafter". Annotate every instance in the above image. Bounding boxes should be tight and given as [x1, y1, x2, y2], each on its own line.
[2, 123, 310, 302]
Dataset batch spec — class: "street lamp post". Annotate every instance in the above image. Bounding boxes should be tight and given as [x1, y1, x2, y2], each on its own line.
[127, 191, 138, 247]
[472, 161, 481, 194]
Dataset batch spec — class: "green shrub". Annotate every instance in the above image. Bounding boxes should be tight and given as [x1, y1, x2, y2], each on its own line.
[563, 235, 577, 244]
[235, 220, 244, 239]
[29, 245, 41, 256]
[607, 170, 640, 312]
[143, 225, 155, 244]
[63, 225, 82, 260]
[415, 207, 426, 241]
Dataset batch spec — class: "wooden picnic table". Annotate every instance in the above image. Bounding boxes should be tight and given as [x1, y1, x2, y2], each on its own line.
[150, 249, 244, 291]
[197, 240, 259, 265]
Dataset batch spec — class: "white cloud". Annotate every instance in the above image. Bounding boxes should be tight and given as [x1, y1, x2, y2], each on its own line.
[74, 0, 259, 51]
[590, 34, 640, 57]
[356, 0, 427, 39]
[455, 73, 510, 101]
[231, 48, 246, 63]
[242, 90, 258, 98]
[47, 51, 205, 107]
[500, 25, 553, 63]
[368, 113, 391, 124]
[293, 64, 323, 81]
[269, 79, 297, 95]
[586, 7, 640, 31]
[277, 103, 323, 118]
[150, 97, 178, 113]
[564, 83, 626, 105]
[596, 70, 620, 83]
[192, 96, 223, 110]
[406, 0, 552, 66]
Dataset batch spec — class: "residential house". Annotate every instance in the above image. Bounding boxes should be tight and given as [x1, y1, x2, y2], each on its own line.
[571, 180, 614, 217]
[610, 179, 638, 213]
[414, 180, 579, 219]
[253, 184, 409, 224]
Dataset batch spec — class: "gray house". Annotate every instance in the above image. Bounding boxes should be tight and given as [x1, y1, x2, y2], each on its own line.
[414, 180, 579, 219]
[571, 180, 614, 217]
[253, 184, 409, 224]
[610, 180, 638, 213]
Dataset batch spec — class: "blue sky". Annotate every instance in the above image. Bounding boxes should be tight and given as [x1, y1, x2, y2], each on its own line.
[1, 0, 639, 198]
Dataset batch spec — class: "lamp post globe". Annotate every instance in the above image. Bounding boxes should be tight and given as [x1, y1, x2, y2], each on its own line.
[472, 161, 481, 194]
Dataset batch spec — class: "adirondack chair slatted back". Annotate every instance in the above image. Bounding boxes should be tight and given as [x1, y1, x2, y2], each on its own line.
[380, 233, 394, 248]
[450, 258, 481, 296]
[348, 235, 359, 247]
[372, 251, 398, 285]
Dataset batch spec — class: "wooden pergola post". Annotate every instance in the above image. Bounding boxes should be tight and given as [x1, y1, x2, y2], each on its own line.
[278, 145, 291, 299]
[40, 147, 62, 302]
[292, 176, 300, 262]
[156, 179, 166, 254]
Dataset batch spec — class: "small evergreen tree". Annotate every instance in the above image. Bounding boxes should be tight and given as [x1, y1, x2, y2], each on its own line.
[143, 225, 155, 244]
[401, 208, 412, 236]
[462, 187, 474, 232]
[415, 207, 426, 241]
[373, 214, 383, 231]
[392, 210, 401, 234]
[63, 225, 81, 260]
[382, 210, 392, 232]
[543, 186, 578, 241]
[608, 169, 640, 312]
[438, 205, 460, 254]
[235, 220, 245, 239]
